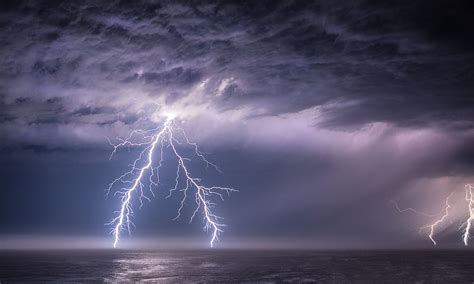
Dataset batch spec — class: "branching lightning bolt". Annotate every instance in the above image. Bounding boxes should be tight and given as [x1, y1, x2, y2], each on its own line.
[393, 184, 474, 246]
[106, 116, 236, 248]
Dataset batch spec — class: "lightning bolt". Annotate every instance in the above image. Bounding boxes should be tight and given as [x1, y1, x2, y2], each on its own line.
[462, 184, 474, 246]
[106, 116, 236, 248]
[393, 184, 474, 246]
[422, 192, 453, 245]
[390, 200, 440, 218]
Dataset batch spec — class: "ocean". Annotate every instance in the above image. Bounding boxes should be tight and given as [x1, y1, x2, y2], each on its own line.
[1, 250, 474, 282]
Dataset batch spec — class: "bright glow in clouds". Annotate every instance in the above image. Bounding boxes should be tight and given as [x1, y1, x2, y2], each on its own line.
[394, 184, 474, 246]
[106, 116, 236, 248]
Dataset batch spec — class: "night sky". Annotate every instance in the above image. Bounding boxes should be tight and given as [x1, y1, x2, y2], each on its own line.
[1, 0, 474, 249]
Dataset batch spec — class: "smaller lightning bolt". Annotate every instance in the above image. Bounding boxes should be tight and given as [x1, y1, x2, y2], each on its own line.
[393, 184, 474, 246]
[462, 184, 474, 246]
[421, 192, 453, 245]
[390, 200, 439, 218]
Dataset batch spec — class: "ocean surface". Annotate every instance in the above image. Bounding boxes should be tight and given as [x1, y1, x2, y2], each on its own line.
[1, 250, 474, 282]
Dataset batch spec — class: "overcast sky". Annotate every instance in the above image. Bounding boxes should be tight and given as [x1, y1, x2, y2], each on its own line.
[1, 0, 474, 249]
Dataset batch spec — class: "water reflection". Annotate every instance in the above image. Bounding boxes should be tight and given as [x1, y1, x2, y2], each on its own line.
[2, 250, 474, 282]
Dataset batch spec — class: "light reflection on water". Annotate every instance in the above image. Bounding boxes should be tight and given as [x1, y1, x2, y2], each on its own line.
[1, 250, 474, 282]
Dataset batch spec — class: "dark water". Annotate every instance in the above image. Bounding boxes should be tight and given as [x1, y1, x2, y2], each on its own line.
[1, 250, 474, 283]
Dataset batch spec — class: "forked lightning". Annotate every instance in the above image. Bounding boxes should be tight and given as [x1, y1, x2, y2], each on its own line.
[393, 184, 474, 246]
[106, 115, 236, 248]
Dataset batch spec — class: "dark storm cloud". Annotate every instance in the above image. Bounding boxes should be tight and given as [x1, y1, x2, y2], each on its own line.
[1, 0, 474, 143]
